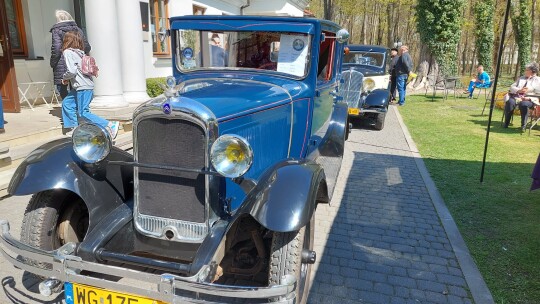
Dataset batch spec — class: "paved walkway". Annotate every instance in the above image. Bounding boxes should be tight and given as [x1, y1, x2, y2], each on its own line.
[0, 106, 493, 303]
[307, 106, 493, 304]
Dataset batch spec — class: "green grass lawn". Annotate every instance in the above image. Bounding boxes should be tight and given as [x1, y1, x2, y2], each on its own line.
[398, 94, 540, 304]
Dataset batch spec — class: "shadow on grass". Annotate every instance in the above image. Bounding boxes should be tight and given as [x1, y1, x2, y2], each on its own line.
[307, 151, 539, 304]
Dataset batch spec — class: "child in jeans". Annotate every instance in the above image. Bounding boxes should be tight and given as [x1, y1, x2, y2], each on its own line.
[62, 31, 119, 138]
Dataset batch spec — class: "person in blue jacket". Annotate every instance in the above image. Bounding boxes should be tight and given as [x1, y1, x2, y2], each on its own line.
[464, 65, 490, 99]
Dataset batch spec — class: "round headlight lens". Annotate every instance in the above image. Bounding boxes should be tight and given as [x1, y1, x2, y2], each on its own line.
[210, 135, 253, 178]
[363, 78, 376, 92]
[72, 124, 111, 163]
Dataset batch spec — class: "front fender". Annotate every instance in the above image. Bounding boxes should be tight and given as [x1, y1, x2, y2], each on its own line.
[8, 138, 134, 231]
[239, 159, 326, 233]
[365, 89, 390, 108]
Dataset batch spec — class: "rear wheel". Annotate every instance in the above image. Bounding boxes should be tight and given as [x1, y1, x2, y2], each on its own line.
[20, 191, 88, 277]
[374, 112, 386, 130]
[268, 214, 314, 303]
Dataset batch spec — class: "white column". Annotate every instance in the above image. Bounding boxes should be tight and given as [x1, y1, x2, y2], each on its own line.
[84, 0, 128, 108]
[117, 0, 150, 104]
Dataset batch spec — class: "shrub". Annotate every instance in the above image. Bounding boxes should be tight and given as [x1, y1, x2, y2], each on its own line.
[146, 77, 167, 98]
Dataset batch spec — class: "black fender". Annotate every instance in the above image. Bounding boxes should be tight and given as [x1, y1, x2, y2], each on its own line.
[8, 138, 134, 232]
[238, 159, 327, 233]
[365, 89, 390, 108]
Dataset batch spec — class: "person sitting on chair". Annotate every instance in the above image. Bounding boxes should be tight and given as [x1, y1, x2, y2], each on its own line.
[464, 65, 490, 99]
[503, 62, 540, 131]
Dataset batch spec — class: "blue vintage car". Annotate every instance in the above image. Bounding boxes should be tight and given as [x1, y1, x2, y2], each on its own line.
[0, 16, 349, 304]
[340, 44, 391, 130]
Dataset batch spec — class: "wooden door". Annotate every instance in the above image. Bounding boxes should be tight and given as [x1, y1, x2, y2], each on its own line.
[0, 0, 20, 113]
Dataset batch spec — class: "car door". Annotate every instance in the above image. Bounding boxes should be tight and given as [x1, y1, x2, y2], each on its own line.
[310, 31, 347, 197]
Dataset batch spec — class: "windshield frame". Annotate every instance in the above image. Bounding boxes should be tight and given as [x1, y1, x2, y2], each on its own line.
[174, 29, 313, 80]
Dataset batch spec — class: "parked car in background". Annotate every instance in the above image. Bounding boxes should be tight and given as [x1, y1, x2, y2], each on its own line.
[340, 44, 391, 130]
[0, 15, 350, 304]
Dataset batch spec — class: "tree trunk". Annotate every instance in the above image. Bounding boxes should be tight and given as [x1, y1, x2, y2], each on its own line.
[387, 2, 394, 47]
[462, 29, 469, 75]
[410, 44, 439, 91]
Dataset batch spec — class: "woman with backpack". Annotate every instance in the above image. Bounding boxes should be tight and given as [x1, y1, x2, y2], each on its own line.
[50, 10, 90, 133]
[62, 31, 119, 139]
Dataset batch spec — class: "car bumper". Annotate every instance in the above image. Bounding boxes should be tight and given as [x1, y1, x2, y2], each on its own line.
[0, 220, 296, 303]
[348, 107, 387, 116]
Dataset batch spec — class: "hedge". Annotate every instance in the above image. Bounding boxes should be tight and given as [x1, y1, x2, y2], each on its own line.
[146, 77, 167, 98]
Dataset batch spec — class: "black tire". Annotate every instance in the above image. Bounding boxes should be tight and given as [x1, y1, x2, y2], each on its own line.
[345, 118, 350, 141]
[20, 191, 88, 277]
[374, 112, 386, 130]
[268, 214, 314, 303]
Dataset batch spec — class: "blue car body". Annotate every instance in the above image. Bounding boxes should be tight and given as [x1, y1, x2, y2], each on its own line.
[2, 15, 349, 303]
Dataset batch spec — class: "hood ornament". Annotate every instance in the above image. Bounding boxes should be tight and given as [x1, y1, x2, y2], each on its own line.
[161, 76, 178, 114]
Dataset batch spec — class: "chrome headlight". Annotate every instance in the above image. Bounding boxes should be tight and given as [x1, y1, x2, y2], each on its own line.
[363, 78, 376, 92]
[210, 135, 253, 178]
[72, 123, 111, 163]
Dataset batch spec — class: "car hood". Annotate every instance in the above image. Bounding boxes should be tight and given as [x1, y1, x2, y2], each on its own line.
[178, 79, 293, 122]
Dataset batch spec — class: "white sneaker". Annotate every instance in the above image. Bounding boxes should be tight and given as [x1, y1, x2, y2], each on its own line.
[108, 121, 120, 139]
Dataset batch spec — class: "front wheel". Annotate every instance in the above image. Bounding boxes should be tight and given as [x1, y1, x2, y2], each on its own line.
[374, 112, 386, 130]
[20, 191, 89, 278]
[268, 214, 314, 303]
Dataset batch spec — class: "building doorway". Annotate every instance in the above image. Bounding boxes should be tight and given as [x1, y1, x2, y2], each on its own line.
[0, 0, 21, 113]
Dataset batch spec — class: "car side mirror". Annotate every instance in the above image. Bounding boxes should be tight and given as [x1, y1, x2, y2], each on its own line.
[336, 29, 350, 43]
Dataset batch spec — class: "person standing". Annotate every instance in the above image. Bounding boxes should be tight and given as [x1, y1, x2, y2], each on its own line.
[62, 31, 119, 138]
[50, 10, 90, 132]
[389, 48, 399, 103]
[463, 65, 490, 99]
[394, 45, 413, 106]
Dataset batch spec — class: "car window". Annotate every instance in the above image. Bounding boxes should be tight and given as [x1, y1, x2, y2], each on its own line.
[317, 32, 336, 81]
[343, 51, 385, 68]
[175, 30, 311, 78]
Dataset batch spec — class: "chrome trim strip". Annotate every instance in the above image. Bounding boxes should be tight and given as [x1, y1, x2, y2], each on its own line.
[132, 95, 219, 243]
[135, 214, 208, 243]
[0, 220, 296, 303]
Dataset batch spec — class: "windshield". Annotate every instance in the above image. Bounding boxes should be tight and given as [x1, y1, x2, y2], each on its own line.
[175, 30, 311, 78]
[343, 51, 385, 68]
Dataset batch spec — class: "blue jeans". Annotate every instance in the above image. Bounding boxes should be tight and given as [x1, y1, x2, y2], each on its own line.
[62, 90, 78, 128]
[396, 74, 408, 105]
[75, 90, 109, 129]
[467, 81, 490, 96]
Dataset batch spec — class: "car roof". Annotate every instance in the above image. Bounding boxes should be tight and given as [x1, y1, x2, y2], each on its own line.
[169, 15, 342, 32]
[346, 45, 388, 53]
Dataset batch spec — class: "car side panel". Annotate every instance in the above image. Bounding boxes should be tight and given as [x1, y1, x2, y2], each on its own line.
[8, 138, 134, 232]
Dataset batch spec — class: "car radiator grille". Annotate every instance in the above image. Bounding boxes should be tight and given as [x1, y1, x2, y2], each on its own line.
[340, 69, 364, 109]
[136, 118, 206, 224]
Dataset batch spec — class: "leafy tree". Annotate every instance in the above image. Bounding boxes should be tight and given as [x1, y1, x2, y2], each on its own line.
[474, 0, 495, 73]
[416, 0, 465, 76]
[511, 0, 532, 75]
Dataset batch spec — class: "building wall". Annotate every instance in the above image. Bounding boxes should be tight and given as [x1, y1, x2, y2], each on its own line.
[14, 0, 74, 97]
[15, 0, 309, 87]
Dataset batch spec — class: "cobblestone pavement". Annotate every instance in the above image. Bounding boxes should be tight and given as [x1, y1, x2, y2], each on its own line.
[306, 106, 484, 304]
[0, 106, 488, 304]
